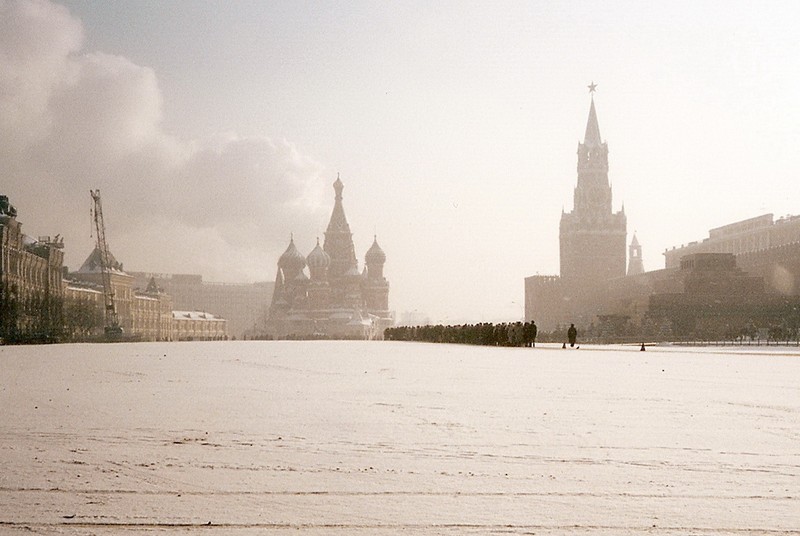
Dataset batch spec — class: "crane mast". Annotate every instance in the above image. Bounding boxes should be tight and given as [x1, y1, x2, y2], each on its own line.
[90, 189, 122, 335]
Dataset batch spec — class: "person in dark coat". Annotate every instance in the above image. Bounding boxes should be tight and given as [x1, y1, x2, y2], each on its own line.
[525, 320, 537, 347]
[567, 323, 577, 347]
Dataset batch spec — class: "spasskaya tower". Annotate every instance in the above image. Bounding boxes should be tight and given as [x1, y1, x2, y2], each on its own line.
[559, 83, 627, 288]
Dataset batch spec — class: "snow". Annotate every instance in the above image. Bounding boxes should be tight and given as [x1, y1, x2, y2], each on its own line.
[1, 341, 798, 534]
[172, 311, 224, 320]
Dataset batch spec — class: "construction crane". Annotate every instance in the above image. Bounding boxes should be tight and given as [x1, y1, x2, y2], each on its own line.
[90, 189, 123, 336]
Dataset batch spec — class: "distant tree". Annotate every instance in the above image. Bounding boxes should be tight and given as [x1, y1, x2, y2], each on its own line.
[0, 282, 20, 340]
[64, 299, 102, 339]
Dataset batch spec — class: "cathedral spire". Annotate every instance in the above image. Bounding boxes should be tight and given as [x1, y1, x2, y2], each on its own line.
[323, 175, 358, 278]
[327, 174, 351, 235]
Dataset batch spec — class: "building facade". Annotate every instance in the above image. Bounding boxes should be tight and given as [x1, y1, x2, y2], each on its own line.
[172, 311, 228, 341]
[525, 92, 627, 330]
[131, 278, 174, 341]
[67, 262, 229, 342]
[67, 248, 225, 341]
[62, 283, 103, 339]
[129, 272, 273, 339]
[598, 214, 800, 341]
[646, 253, 800, 340]
[664, 213, 800, 296]
[68, 247, 137, 333]
[262, 177, 393, 339]
[0, 196, 65, 341]
[1, 194, 232, 343]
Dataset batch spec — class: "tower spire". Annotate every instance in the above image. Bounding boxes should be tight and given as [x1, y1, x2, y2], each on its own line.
[583, 95, 602, 147]
[627, 232, 644, 276]
[561, 84, 626, 284]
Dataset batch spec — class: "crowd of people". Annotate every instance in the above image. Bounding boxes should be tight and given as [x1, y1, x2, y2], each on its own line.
[384, 321, 540, 347]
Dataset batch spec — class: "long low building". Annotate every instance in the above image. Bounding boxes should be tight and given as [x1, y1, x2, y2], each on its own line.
[172, 311, 228, 341]
[129, 272, 272, 340]
[66, 248, 176, 341]
[66, 249, 230, 341]
[64, 276, 228, 341]
[664, 213, 800, 296]
[664, 214, 800, 267]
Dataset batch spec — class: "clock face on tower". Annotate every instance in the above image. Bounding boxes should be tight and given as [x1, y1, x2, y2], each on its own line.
[585, 185, 605, 210]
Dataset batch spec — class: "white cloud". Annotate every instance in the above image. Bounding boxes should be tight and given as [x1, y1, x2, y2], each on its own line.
[0, 0, 82, 147]
[46, 52, 164, 161]
[0, 0, 327, 281]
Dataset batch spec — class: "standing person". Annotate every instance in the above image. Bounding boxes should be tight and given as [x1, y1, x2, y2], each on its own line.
[567, 323, 577, 348]
[526, 320, 537, 347]
[522, 322, 531, 347]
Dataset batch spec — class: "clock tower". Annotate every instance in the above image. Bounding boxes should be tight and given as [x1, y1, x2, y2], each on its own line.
[559, 85, 627, 289]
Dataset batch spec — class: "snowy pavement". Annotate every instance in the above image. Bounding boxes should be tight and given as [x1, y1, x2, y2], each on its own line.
[1, 341, 798, 534]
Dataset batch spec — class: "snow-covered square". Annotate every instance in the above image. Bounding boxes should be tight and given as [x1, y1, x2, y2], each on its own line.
[1, 341, 798, 534]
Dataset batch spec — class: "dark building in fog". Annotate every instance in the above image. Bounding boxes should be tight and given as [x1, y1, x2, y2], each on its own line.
[664, 213, 800, 296]
[631, 216, 800, 340]
[601, 220, 800, 341]
[647, 253, 765, 337]
[261, 176, 393, 339]
[525, 91, 627, 330]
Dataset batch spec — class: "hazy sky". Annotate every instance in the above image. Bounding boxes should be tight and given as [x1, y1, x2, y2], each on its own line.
[2, 0, 799, 323]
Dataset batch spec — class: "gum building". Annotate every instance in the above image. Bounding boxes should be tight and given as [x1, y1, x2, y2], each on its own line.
[0, 196, 64, 341]
[66, 248, 178, 341]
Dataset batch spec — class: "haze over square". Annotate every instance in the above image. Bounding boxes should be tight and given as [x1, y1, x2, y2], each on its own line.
[2, 0, 799, 323]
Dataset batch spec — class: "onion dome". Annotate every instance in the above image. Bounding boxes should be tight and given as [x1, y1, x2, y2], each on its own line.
[278, 236, 306, 271]
[306, 238, 331, 269]
[365, 235, 386, 265]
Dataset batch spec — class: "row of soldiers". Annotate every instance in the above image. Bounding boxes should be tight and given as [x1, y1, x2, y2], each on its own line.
[384, 321, 538, 347]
